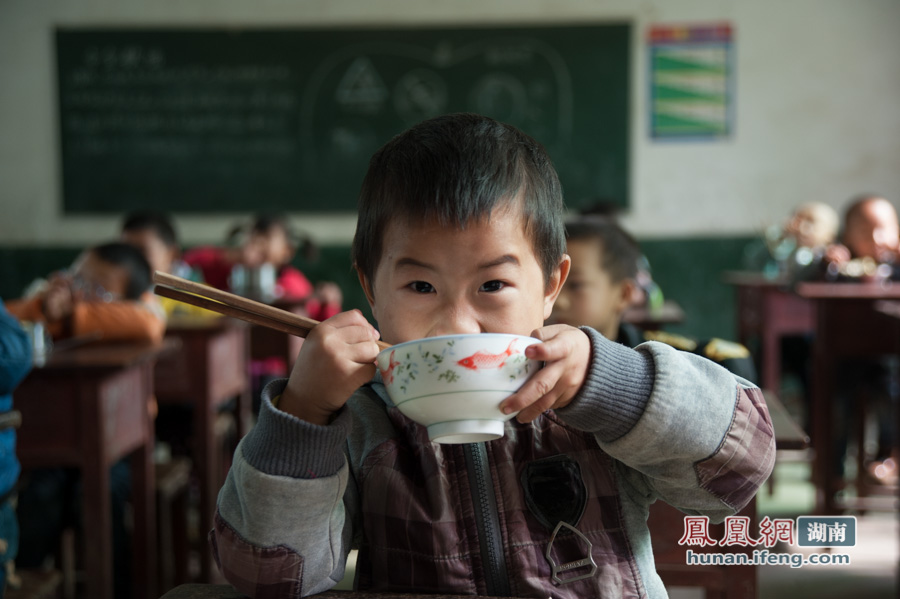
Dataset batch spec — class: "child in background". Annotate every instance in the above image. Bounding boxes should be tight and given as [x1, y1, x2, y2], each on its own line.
[822, 194, 899, 280]
[184, 213, 342, 321]
[185, 214, 343, 408]
[822, 194, 900, 485]
[210, 114, 774, 598]
[8, 242, 161, 598]
[120, 210, 196, 280]
[744, 201, 840, 281]
[551, 215, 757, 382]
[785, 201, 840, 252]
[6, 241, 165, 344]
[121, 210, 180, 278]
[0, 302, 32, 593]
[578, 199, 664, 310]
[120, 210, 214, 318]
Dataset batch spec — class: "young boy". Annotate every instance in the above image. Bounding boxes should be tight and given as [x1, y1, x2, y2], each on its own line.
[552, 216, 757, 382]
[121, 210, 181, 278]
[822, 194, 899, 278]
[6, 241, 165, 343]
[822, 194, 899, 484]
[211, 114, 774, 598]
[0, 301, 32, 592]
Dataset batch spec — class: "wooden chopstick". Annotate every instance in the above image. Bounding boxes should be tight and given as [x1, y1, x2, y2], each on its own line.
[154, 285, 315, 338]
[152, 271, 391, 350]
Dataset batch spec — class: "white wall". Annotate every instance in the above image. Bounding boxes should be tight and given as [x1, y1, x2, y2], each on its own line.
[1, 0, 898, 246]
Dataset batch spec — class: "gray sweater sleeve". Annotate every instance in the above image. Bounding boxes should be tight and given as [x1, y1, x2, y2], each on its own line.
[554, 326, 656, 442]
[241, 379, 351, 478]
[557, 326, 774, 521]
[212, 379, 359, 597]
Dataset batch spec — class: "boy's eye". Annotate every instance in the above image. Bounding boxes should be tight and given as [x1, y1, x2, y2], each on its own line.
[410, 281, 435, 293]
[480, 280, 506, 293]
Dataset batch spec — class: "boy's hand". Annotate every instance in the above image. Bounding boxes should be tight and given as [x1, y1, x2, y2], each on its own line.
[823, 243, 851, 266]
[278, 310, 381, 426]
[42, 275, 74, 322]
[500, 325, 591, 423]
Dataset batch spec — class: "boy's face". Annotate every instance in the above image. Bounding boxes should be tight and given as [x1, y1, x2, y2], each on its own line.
[71, 252, 130, 301]
[121, 229, 176, 275]
[359, 204, 569, 344]
[844, 198, 900, 261]
[550, 238, 633, 340]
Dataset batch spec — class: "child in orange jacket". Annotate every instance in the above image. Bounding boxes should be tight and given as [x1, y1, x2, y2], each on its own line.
[6, 241, 165, 344]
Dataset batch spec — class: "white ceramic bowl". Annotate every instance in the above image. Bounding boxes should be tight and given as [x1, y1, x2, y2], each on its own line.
[375, 333, 542, 444]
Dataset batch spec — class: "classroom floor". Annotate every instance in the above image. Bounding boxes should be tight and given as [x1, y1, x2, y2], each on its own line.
[669, 459, 899, 599]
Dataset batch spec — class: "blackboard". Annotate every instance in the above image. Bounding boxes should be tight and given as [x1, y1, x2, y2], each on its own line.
[56, 25, 630, 213]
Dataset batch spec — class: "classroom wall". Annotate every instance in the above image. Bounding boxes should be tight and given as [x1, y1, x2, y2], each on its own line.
[2, 0, 899, 340]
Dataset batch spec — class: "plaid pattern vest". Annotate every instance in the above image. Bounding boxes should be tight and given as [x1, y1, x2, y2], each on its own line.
[354, 401, 647, 598]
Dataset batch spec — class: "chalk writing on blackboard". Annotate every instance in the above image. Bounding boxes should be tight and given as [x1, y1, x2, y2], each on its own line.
[56, 27, 629, 213]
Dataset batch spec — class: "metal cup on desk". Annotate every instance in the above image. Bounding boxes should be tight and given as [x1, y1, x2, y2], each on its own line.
[229, 263, 277, 303]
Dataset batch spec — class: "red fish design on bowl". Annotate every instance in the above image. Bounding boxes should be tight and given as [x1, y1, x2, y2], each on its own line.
[375, 333, 541, 443]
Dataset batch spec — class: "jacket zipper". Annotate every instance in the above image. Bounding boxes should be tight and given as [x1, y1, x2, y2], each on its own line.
[463, 442, 511, 597]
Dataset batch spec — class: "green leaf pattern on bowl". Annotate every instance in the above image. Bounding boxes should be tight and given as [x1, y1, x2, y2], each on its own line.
[392, 338, 532, 397]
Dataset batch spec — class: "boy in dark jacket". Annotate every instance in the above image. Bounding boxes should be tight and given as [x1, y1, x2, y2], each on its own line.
[211, 114, 773, 598]
[551, 215, 757, 382]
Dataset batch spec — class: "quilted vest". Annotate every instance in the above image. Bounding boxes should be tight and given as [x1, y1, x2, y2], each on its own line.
[353, 401, 647, 598]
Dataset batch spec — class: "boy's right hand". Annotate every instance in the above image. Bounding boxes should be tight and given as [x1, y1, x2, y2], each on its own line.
[278, 310, 381, 426]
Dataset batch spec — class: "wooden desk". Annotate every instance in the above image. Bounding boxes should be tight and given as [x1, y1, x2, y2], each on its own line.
[622, 299, 685, 330]
[16, 340, 175, 599]
[154, 316, 252, 582]
[795, 281, 900, 514]
[723, 271, 816, 394]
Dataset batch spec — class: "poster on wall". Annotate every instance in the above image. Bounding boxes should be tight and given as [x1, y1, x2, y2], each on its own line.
[649, 23, 734, 140]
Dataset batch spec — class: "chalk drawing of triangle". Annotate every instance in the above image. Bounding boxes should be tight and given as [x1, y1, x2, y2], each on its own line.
[336, 57, 389, 108]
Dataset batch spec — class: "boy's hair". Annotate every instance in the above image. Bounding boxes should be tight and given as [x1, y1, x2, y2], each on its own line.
[121, 211, 178, 249]
[565, 216, 641, 283]
[89, 241, 153, 300]
[352, 113, 566, 285]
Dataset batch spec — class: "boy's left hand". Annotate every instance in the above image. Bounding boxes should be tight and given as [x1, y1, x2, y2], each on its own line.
[500, 324, 591, 423]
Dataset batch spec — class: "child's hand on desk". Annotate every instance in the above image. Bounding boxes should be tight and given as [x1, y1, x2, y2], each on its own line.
[42, 274, 74, 322]
[823, 243, 851, 266]
[500, 324, 591, 423]
[279, 310, 381, 426]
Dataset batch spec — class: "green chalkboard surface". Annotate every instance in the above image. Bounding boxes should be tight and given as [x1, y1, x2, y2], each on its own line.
[56, 25, 630, 213]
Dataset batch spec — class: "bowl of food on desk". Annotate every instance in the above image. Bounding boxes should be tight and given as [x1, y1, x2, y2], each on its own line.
[376, 333, 541, 444]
